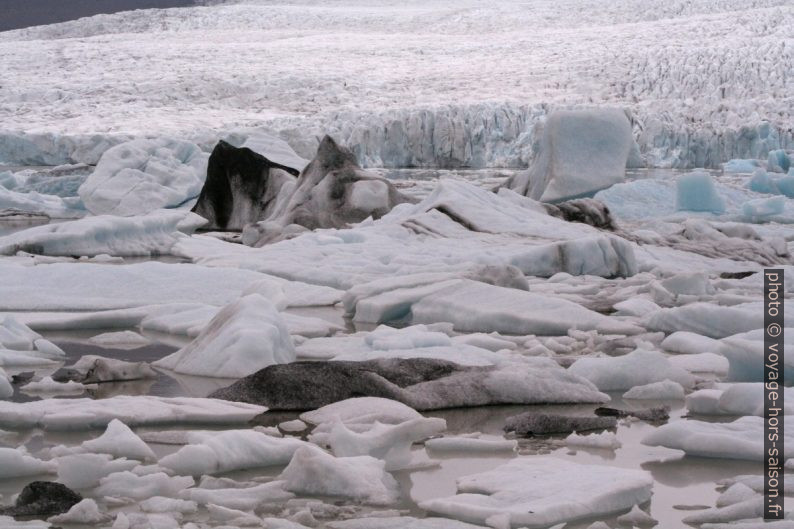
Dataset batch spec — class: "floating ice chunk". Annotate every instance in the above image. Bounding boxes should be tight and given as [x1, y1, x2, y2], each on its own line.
[682, 497, 764, 525]
[327, 517, 488, 529]
[723, 159, 761, 173]
[96, 471, 194, 501]
[643, 416, 794, 460]
[0, 446, 56, 478]
[0, 396, 266, 430]
[328, 417, 446, 470]
[154, 294, 295, 378]
[613, 297, 660, 317]
[159, 429, 307, 475]
[646, 301, 794, 339]
[719, 328, 794, 383]
[717, 483, 758, 507]
[623, 379, 685, 400]
[565, 431, 621, 450]
[767, 149, 791, 173]
[140, 497, 197, 514]
[21, 377, 85, 396]
[660, 272, 713, 297]
[0, 210, 205, 257]
[452, 333, 516, 352]
[182, 481, 293, 511]
[660, 331, 720, 355]
[419, 457, 653, 527]
[508, 109, 632, 202]
[410, 280, 641, 336]
[79, 419, 157, 462]
[279, 420, 307, 433]
[88, 331, 151, 349]
[742, 196, 785, 220]
[79, 138, 209, 216]
[686, 384, 794, 416]
[668, 352, 729, 374]
[48, 499, 110, 525]
[280, 446, 400, 505]
[300, 397, 422, 433]
[56, 454, 138, 490]
[0, 315, 64, 367]
[676, 171, 726, 213]
[569, 349, 694, 391]
[616, 505, 657, 527]
[776, 174, 794, 197]
[425, 436, 517, 453]
[0, 186, 84, 218]
[207, 504, 262, 526]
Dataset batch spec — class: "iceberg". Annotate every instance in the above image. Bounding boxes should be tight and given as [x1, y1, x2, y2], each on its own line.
[719, 328, 794, 383]
[78, 138, 209, 216]
[675, 171, 725, 213]
[507, 108, 632, 202]
[568, 348, 695, 391]
[153, 294, 295, 378]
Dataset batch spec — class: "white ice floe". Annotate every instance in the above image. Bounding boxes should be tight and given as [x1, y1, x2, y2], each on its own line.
[78, 138, 208, 216]
[0, 315, 64, 367]
[668, 352, 729, 375]
[300, 397, 422, 432]
[508, 108, 632, 202]
[20, 377, 85, 396]
[623, 379, 685, 400]
[719, 328, 794, 383]
[565, 431, 622, 450]
[660, 331, 721, 355]
[280, 446, 400, 505]
[76, 419, 157, 462]
[56, 453, 139, 490]
[0, 396, 266, 430]
[95, 471, 194, 501]
[419, 457, 653, 527]
[569, 348, 694, 391]
[0, 446, 56, 479]
[646, 301, 794, 339]
[425, 435, 518, 453]
[154, 294, 295, 378]
[0, 260, 342, 311]
[88, 330, 151, 349]
[48, 499, 110, 525]
[642, 416, 794, 461]
[328, 417, 446, 470]
[616, 505, 658, 527]
[686, 384, 793, 416]
[182, 481, 294, 511]
[0, 186, 84, 218]
[140, 497, 198, 514]
[159, 429, 308, 475]
[0, 210, 205, 257]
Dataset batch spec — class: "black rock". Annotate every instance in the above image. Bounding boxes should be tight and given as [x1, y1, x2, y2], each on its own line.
[210, 358, 468, 411]
[503, 412, 617, 436]
[192, 140, 300, 230]
[544, 198, 618, 230]
[595, 406, 670, 422]
[11, 371, 34, 385]
[0, 481, 82, 518]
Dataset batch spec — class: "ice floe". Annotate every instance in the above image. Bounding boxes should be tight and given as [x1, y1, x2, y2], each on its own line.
[419, 457, 653, 527]
[568, 348, 694, 391]
[153, 294, 295, 378]
[623, 379, 686, 400]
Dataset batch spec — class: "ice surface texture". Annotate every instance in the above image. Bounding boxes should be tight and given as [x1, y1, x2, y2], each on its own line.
[0, 1, 791, 169]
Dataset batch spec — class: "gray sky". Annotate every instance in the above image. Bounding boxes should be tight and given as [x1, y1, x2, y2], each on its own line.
[0, 0, 201, 32]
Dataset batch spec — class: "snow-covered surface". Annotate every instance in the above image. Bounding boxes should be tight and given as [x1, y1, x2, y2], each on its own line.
[0, 1, 791, 170]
